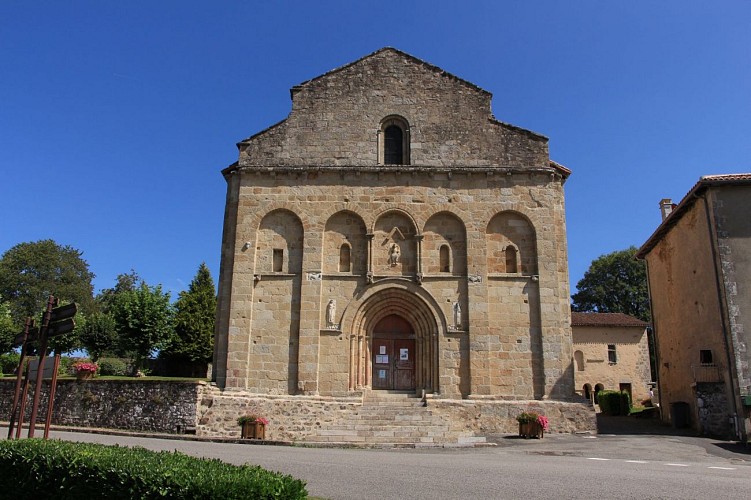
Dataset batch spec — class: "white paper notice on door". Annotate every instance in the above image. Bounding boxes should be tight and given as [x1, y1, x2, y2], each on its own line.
[378, 369, 387, 379]
[376, 355, 388, 364]
[400, 348, 409, 360]
[379, 346, 386, 354]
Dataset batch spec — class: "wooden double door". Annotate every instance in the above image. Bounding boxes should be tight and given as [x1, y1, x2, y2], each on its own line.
[372, 338, 415, 390]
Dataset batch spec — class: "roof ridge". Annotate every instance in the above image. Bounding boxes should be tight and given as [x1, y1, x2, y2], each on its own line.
[291, 47, 492, 97]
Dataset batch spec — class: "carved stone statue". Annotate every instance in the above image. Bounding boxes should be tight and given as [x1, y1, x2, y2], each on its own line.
[453, 301, 462, 329]
[389, 242, 401, 266]
[326, 299, 336, 328]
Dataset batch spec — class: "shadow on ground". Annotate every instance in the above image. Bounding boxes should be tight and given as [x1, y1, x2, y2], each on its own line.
[595, 413, 691, 436]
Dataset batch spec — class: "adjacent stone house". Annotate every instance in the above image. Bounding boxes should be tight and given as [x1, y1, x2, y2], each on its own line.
[571, 312, 652, 405]
[637, 174, 751, 440]
[208, 48, 594, 442]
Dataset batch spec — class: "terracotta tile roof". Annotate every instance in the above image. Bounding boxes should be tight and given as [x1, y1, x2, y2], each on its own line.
[571, 312, 648, 327]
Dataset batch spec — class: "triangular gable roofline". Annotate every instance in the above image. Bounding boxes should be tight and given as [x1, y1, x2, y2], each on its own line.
[235, 47, 551, 150]
[637, 173, 751, 259]
[290, 47, 492, 99]
[237, 118, 287, 146]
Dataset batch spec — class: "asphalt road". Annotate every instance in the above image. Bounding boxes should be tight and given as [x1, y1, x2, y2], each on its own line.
[3, 426, 750, 499]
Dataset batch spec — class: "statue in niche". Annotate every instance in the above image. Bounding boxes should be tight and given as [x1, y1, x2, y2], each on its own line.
[326, 299, 336, 328]
[453, 301, 462, 330]
[389, 242, 401, 266]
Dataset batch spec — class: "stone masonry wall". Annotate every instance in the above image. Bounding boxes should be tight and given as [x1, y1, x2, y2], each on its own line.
[240, 48, 549, 169]
[0, 379, 200, 434]
[196, 387, 596, 439]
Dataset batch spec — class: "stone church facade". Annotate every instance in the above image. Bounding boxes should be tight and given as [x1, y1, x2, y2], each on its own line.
[213, 47, 576, 407]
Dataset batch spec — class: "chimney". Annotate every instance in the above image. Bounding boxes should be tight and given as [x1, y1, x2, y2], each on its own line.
[660, 198, 674, 221]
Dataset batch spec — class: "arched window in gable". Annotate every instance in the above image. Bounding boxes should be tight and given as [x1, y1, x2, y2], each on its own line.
[379, 116, 410, 165]
[339, 243, 351, 273]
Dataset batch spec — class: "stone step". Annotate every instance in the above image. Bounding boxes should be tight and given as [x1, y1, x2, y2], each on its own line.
[303, 393, 488, 447]
[325, 423, 450, 433]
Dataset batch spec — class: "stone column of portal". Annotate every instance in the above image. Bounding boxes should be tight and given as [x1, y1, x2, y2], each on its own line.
[366, 233, 374, 283]
[415, 234, 423, 282]
[296, 226, 324, 395]
[465, 225, 491, 397]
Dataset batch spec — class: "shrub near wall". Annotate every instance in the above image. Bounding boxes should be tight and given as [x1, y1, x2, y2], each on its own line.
[598, 390, 632, 416]
[0, 439, 307, 499]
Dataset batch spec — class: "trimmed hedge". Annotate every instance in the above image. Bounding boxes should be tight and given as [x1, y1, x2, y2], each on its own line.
[98, 357, 129, 376]
[0, 439, 307, 499]
[597, 390, 632, 416]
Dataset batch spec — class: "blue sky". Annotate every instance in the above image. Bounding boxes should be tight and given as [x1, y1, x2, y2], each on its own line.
[1, 1, 749, 300]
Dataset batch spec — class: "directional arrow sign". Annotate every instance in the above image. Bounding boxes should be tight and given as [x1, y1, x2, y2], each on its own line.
[50, 303, 77, 323]
[13, 327, 40, 346]
[47, 318, 76, 337]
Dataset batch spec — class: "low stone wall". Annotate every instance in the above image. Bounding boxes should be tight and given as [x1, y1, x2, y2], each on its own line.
[196, 386, 363, 440]
[0, 378, 201, 434]
[0, 379, 596, 440]
[427, 398, 597, 435]
[196, 387, 596, 440]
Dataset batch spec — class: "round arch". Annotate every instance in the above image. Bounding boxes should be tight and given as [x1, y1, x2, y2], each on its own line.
[343, 281, 444, 393]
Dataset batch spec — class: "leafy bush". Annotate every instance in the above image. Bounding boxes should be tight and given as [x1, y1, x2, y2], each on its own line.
[0, 352, 20, 374]
[598, 390, 632, 416]
[0, 439, 307, 499]
[98, 357, 128, 376]
[58, 356, 74, 375]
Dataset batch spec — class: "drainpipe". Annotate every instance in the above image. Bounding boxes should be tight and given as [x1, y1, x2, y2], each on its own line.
[700, 191, 741, 440]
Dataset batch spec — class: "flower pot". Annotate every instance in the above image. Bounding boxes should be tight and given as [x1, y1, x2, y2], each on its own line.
[518, 421, 544, 439]
[241, 421, 266, 440]
[76, 372, 94, 381]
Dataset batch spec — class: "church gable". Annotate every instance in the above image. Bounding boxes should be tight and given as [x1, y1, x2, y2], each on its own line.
[238, 48, 548, 169]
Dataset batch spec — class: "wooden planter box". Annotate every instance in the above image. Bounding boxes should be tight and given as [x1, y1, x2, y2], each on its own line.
[241, 421, 266, 440]
[518, 421, 544, 439]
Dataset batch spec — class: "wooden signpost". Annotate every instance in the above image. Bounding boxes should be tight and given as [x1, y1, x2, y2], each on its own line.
[6, 295, 77, 439]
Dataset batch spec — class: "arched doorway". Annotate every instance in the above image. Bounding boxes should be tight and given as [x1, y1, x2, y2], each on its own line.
[347, 284, 441, 394]
[372, 315, 415, 391]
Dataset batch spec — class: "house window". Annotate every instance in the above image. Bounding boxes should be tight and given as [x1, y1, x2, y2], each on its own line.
[700, 349, 713, 365]
[272, 249, 283, 272]
[607, 344, 617, 364]
[379, 116, 410, 165]
[439, 245, 450, 273]
[339, 244, 351, 273]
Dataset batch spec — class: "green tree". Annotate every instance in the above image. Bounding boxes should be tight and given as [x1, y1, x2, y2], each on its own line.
[0, 240, 95, 327]
[78, 311, 118, 361]
[111, 281, 173, 371]
[0, 301, 17, 354]
[571, 246, 650, 322]
[162, 263, 216, 367]
[96, 270, 140, 314]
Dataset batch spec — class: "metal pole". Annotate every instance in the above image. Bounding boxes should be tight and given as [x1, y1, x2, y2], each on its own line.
[7, 318, 31, 439]
[28, 295, 55, 438]
[44, 352, 61, 439]
[15, 362, 31, 439]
